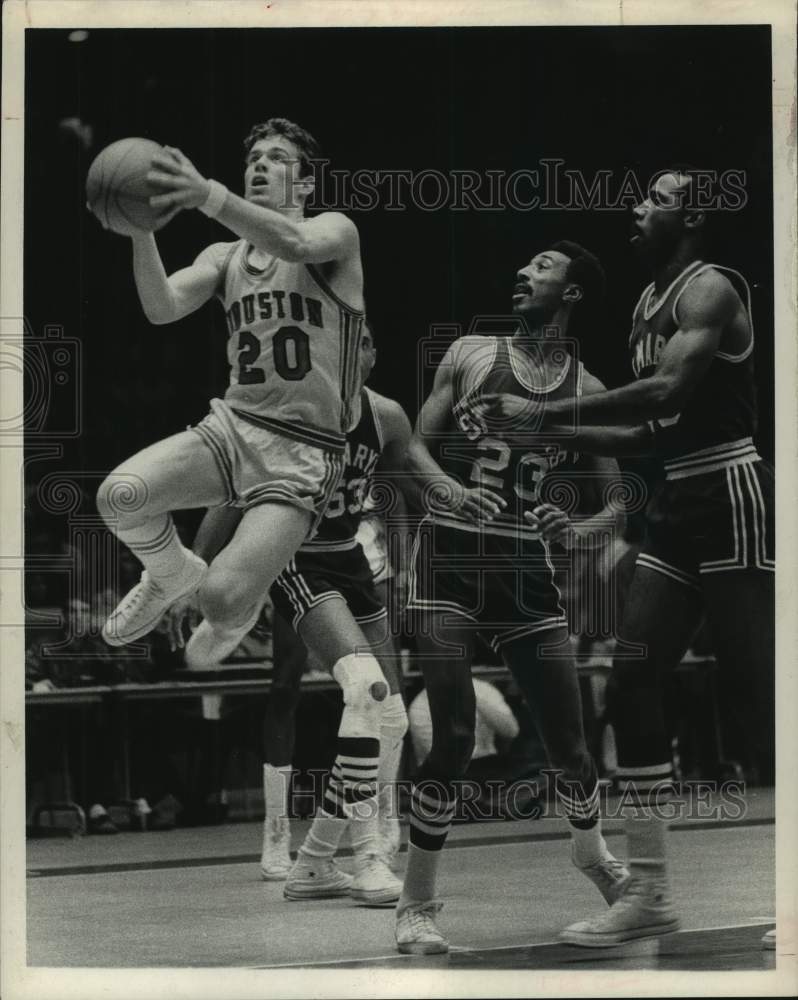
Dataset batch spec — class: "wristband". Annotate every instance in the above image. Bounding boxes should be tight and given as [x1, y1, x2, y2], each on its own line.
[199, 179, 228, 218]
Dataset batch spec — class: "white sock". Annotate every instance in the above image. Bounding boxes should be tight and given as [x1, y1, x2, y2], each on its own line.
[627, 811, 668, 873]
[348, 810, 381, 859]
[378, 693, 407, 785]
[377, 693, 406, 852]
[300, 809, 348, 859]
[116, 515, 191, 585]
[399, 843, 440, 911]
[263, 763, 291, 821]
[570, 823, 607, 865]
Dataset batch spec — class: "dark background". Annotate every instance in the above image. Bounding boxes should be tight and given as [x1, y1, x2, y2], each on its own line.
[25, 26, 774, 468]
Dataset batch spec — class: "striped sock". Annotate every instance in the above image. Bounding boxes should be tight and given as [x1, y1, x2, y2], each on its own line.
[115, 515, 190, 584]
[323, 736, 380, 820]
[615, 760, 676, 809]
[408, 780, 456, 852]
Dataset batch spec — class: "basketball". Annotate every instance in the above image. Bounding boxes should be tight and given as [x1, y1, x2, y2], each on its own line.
[86, 137, 173, 236]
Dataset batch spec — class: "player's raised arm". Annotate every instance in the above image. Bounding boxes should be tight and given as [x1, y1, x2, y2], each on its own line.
[408, 345, 506, 523]
[146, 145, 359, 264]
[130, 234, 228, 325]
[214, 202, 359, 265]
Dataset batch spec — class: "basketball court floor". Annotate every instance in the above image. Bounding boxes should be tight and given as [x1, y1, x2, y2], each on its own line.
[27, 789, 777, 973]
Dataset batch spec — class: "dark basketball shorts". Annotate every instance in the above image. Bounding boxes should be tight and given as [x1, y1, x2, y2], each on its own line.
[638, 457, 775, 590]
[406, 517, 567, 654]
[270, 542, 387, 631]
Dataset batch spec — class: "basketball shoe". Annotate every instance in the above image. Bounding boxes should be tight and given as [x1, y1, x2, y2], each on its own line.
[395, 901, 448, 954]
[103, 552, 207, 646]
[283, 854, 353, 900]
[349, 853, 402, 906]
[561, 867, 680, 947]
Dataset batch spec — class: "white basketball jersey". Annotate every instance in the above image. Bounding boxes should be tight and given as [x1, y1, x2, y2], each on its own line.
[215, 240, 364, 453]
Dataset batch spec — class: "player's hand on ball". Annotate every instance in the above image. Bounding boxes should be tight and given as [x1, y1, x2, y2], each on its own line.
[525, 504, 576, 548]
[158, 592, 202, 651]
[147, 146, 211, 211]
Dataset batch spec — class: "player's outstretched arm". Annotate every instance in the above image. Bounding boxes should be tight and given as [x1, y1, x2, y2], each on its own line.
[542, 272, 734, 427]
[130, 234, 227, 325]
[408, 345, 506, 524]
[551, 371, 655, 456]
[146, 147, 358, 264]
[478, 372, 655, 457]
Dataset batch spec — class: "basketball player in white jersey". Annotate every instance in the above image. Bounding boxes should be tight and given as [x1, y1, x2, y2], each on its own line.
[97, 119, 363, 653]
[96, 120, 395, 831]
[162, 325, 412, 903]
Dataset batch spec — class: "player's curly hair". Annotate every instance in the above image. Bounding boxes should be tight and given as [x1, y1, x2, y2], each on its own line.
[243, 118, 322, 178]
[550, 240, 606, 310]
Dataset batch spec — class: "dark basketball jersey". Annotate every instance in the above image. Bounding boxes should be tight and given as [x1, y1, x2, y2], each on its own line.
[434, 335, 584, 537]
[300, 386, 384, 552]
[629, 261, 759, 477]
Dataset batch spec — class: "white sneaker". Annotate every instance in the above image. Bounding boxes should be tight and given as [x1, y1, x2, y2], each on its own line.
[103, 552, 207, 646]
[283, 854, 353, 900]
[395, 901, 448, 954]
[184, 604, 261, 670]
[349, 853, 402, 906]
[762, 928, 776, 950]
[571, 843, 630, 905]
[260, 816, 292, 881]
[561, 871, 680, 947]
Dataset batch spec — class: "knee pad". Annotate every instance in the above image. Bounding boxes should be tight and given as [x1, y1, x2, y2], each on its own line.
[333, 653, 387, 739]
[333, 653, 388, 708]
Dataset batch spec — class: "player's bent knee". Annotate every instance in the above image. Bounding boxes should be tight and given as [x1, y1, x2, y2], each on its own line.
[198, 575, 257, 626]
[96, 471, 149, 526]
